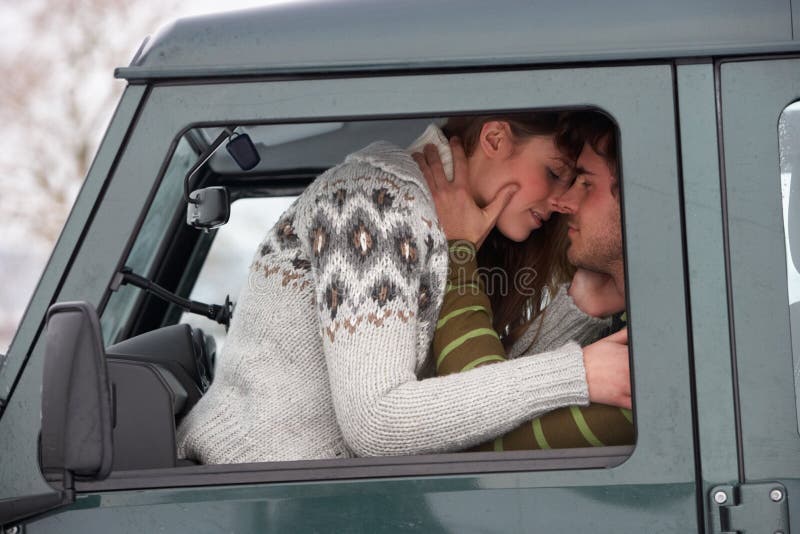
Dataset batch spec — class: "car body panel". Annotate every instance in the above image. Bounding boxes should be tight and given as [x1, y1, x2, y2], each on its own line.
[721, 58, 800, 483]
[118, 0, 794, 80]
[28, 480, 697, 533]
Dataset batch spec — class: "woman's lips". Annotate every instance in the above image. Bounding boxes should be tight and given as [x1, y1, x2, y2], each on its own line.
[529, 209, 544, 226]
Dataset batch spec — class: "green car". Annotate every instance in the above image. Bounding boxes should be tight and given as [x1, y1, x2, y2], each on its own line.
[2, 1, 800, 532]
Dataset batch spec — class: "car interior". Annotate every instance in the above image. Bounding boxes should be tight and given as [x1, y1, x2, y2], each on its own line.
[89, 117, 444, 472]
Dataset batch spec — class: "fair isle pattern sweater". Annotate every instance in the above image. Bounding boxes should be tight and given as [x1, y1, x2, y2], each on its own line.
[176, 136, 590, 464]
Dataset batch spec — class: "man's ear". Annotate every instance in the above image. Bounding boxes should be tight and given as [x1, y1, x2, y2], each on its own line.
[478, 121, 514, 160]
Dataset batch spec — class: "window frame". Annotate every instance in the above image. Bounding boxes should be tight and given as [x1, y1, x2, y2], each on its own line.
[29, 66, 694, 503]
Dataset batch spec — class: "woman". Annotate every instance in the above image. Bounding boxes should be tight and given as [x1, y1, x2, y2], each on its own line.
[177, 113, 628, 464]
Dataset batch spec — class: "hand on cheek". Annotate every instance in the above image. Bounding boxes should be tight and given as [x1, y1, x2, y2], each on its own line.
[413, 138, 518, 249]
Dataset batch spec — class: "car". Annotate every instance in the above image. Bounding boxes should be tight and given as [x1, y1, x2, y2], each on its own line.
[1, 1, 799, 532]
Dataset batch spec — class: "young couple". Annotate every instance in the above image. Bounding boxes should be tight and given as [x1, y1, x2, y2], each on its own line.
[177, 111, 631, 464]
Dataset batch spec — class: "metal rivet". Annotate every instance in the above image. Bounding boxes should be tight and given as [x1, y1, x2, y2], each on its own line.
[714, 491, 728, 504]
[770, 489, 784, 502]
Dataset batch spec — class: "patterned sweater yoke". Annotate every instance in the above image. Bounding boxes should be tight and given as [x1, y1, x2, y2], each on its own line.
[176, 128, 592, 464]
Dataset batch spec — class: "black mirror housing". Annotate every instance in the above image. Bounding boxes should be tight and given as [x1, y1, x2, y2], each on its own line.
[186, 186, 230, 230]
[226, 132, 260, 170]
[40, 302, 113, 480]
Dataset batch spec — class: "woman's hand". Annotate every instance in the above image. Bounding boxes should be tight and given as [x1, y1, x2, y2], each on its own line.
[569, 268, 626, 318]
[583, 328, 632, 409]
[413, 137, 518, 249]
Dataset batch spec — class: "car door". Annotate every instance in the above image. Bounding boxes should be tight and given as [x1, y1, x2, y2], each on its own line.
[1, 64, 699, 532]
[716, 56, 800, 533]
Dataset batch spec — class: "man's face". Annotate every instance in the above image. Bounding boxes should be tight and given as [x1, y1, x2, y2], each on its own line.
[555, 141, 623, 273]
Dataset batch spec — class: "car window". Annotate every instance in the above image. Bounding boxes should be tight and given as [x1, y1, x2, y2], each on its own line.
[179, 196, 297, 350]
[101, 137, 198, 344]
[778, 100, 800, 424]
[109, 113, 636, 463]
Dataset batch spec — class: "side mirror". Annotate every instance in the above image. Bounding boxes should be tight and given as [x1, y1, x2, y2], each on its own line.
[181, 127, 256, 231]
[40, 302, 112, 481]
[186, 186, 230, 230]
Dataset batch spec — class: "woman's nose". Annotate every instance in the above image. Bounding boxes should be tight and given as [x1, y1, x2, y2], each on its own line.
[553, 189, 577, 214]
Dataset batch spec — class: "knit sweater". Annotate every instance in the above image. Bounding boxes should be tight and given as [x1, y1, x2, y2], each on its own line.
[176, 128, 591, 464]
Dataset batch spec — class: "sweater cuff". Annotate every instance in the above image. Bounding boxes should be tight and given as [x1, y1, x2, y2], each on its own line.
[515, 341, 589, 409]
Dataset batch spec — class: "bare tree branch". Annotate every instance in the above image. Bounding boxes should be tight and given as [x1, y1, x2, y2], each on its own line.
[0, 0, 180, 243]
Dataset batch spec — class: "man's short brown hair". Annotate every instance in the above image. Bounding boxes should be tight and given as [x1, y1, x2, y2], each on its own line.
[556, 111, 619, 179]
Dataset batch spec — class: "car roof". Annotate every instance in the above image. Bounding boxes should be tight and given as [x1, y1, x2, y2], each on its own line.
[117, 0, 800, 81]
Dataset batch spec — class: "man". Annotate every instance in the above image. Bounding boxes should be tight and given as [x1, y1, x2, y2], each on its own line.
[416, 112, 631, 450]
[560, 115, 626, 322]
[557, 113, 630, 410]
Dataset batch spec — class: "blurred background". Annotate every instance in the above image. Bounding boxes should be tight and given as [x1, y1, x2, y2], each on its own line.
[0, 0, 268, 354]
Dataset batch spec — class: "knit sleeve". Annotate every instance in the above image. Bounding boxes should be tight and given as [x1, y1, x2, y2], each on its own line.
[298, 160, 589, 457]
[508, 284, 612, 358]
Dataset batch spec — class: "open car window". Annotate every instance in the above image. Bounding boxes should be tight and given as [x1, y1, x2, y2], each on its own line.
[179, 196, 297, 349]
[93, 110, 637, 477]
[101, 137, 198, 345]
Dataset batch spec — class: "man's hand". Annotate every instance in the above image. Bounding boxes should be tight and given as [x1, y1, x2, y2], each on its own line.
[569, 268, 625, 318]
[583, 328, 631, 409]
[413, 137, 517, 249]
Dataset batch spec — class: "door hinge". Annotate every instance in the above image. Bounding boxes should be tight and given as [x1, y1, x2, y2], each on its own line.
[709, 482, 789, 533]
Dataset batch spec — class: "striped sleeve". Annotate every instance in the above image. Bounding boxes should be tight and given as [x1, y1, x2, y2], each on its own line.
[433, 241, 634, 450]
[433, 241, 506, 376]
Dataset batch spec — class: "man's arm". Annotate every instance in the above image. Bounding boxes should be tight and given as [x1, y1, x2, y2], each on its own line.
[433, 242, 632, 450]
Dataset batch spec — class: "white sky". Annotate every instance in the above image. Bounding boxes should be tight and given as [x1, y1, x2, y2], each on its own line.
[0, 1, 291, 354]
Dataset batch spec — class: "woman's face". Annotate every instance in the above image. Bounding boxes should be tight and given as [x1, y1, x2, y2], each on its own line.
[471, 133, 572, 242]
